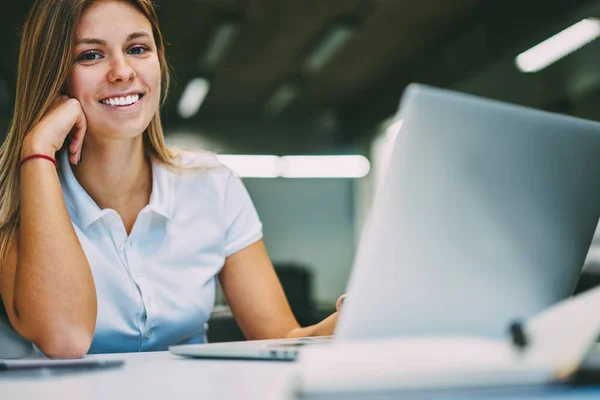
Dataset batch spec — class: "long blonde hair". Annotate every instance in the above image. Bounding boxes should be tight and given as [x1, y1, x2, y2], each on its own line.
[0, 0, 176, 262]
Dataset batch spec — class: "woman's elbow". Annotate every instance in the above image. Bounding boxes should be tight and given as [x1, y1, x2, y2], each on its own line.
[34, 327, 94, 359]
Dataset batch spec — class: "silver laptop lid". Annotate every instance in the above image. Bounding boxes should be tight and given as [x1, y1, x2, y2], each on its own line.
[336, 84, 600, 340]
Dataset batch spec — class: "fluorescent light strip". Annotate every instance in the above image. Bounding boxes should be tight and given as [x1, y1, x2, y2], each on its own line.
[216, 155, 370, 178]
[178, 78, 210, 119]
[516, 18, 600, 73]
[217, 155, 280, 178]
[303, 25, 355, 74]
[281, 155, 370, 178]
[203, 23, 239, 69]
[265, 83, 299, 116]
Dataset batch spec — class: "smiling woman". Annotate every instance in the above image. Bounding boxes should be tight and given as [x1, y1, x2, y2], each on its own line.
[0, 0, 342, 359]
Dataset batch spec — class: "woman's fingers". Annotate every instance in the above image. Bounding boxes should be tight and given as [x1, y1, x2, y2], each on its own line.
[72, 107, 87, 164]
[336, 294, 346, 312]
[64, 99, 87, 164]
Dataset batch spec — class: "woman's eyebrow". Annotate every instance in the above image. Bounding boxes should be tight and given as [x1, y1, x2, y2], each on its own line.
[75, 32, 152, 46]
[127, 31, 152, 41]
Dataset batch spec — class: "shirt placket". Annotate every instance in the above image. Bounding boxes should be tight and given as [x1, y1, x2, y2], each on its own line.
[104, 210, 154, 351]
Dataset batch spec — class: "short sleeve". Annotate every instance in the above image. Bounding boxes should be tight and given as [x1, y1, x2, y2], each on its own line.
[223, 172, 263, 257]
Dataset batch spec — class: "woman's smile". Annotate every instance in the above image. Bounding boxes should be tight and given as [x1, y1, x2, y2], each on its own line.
[98, 92, 145, 112]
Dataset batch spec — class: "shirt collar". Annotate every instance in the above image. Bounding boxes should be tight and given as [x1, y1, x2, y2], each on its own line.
[58, 150, 174, 230]
[148, 159, 174, 221]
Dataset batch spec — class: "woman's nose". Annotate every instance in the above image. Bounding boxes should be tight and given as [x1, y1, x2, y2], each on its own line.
[107, 55, 136, 83]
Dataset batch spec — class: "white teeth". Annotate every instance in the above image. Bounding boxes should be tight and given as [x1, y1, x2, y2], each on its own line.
[101, 94, 141, 106]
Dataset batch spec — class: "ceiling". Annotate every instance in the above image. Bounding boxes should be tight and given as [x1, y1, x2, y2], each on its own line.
[1, 0, 600, 154]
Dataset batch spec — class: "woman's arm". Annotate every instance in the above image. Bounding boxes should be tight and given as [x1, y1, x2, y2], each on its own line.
[0, 98, 96, 358]
[219, 239, 339, 340]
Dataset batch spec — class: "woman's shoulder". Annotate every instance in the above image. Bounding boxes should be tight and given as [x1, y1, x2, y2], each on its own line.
[170, 149, 223, 169]
[162, 149, 237, 186]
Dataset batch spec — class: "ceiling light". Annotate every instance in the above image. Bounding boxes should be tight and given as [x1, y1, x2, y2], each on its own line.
[302, 23, 355, 74]
[178, 78, 210, 119]
[281, 155, 370, 178]
[201, 22, 240, 69]
[265, 83, 299, 116]
[217, 155, 281, 178]
[515, 18, 600, 73]
[214, 155, 371, 178]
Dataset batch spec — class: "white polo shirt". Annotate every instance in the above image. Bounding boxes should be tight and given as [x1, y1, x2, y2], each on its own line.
[57, 149, 263, 354]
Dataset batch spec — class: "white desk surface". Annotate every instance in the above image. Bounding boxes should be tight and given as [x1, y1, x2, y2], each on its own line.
[2, 351, 600, 399]
[0, 351, 297, 399]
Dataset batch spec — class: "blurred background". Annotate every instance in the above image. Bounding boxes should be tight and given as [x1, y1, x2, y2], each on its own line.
[3, 0, 600, 340]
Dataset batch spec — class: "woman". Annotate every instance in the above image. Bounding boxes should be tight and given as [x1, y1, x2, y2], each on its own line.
[0, 0, 342, 358]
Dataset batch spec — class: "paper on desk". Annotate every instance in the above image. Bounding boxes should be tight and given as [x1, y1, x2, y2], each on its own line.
[293, 285, 600, 395]
[523, 283, 600, 377]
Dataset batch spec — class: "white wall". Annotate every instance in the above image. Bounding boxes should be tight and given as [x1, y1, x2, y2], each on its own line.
[244, 178, 358, 305]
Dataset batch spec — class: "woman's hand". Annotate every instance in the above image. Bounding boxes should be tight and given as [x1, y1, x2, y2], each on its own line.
[336, 294, 346, 312]
[21, 96, 87, 165]
[310, 294, 347, 337]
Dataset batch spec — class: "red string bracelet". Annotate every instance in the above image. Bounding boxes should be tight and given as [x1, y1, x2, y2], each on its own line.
[18, 154, 58, 168]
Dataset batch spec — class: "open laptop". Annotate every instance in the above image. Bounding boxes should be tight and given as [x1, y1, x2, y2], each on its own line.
[169, 84, 600, 361]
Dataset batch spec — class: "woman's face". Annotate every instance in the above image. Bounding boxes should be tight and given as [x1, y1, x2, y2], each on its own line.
[68, 0, 161, 141]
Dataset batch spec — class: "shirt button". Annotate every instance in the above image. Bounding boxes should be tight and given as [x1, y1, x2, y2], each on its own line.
[119, 244, 126, 252]
[146, 329, 152, 338]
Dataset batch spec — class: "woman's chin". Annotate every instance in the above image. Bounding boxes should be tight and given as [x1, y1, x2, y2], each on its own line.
[86, 126, 146, 141]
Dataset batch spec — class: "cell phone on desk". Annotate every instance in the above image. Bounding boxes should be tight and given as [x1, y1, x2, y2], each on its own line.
[0, 358, 124, 371]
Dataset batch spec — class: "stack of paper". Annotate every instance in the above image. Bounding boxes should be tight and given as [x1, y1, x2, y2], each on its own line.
[288, 285, 600, 397]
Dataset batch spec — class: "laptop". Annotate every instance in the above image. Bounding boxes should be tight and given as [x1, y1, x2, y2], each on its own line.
[169, 84, 600, 361]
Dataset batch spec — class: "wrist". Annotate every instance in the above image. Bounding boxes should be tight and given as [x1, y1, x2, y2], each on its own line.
[21, 137, 56, 159]
[18, 154, 58, 168]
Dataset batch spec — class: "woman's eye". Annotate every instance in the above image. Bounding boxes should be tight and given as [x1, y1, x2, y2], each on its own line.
[128, 45, 150, 55]
[77, 52, 101, 62]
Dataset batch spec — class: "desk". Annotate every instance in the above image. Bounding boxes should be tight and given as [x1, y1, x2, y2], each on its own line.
[0, 352, 296, 399]
[2, 351, 600, 399]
